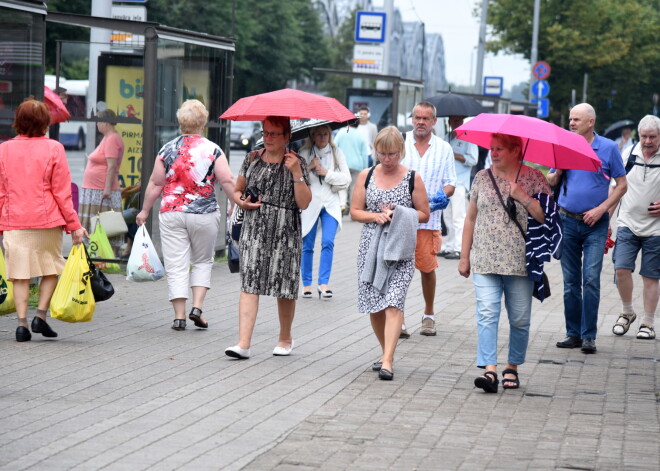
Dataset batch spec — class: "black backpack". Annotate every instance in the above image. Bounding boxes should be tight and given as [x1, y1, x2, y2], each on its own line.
[364, 165, 415, 194]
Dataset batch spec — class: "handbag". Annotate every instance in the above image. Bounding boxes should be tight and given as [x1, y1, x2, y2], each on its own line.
[487, 169, 551, 301]
[83, 244, 114, 302]
[230, 207, 244, 242]
[227, 236, 240, 273]
[93, 208, 129, 238]
[329, 147, 349, 193]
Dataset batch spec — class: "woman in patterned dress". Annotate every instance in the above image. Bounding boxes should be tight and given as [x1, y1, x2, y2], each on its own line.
[351, 126, 430, 380]
[79, 109, 125, 254]
[458, 133, 551, 393]
[225, 116, 312, 359]
[137, 100, 236, 331]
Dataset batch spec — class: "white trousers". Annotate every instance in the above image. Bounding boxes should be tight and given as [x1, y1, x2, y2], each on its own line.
[159, 211, 220, 301]
[443, 186, 467, 253]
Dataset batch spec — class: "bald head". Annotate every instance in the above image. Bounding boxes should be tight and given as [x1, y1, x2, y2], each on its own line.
[569, 103, 596, 139]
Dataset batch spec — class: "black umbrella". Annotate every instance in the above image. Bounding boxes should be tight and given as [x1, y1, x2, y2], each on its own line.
[603, 119, 635, 139]
[425, 93, 484, 117]
[255, 117, 358, 148]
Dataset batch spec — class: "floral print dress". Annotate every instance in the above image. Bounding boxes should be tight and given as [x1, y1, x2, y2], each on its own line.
[357, 170, 415, 314]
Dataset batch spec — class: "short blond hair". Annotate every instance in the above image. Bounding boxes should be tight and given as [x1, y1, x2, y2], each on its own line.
[374, 126, 405, 159]
[177, 100, 208, 134]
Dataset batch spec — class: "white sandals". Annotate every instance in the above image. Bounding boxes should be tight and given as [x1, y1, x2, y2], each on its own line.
[636, 324, 656, 340]
[612, 313, 636, 336]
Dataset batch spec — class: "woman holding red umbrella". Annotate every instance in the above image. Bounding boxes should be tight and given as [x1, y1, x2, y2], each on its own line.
[458, 133, 551, 393]
[225, 116, 312, 359]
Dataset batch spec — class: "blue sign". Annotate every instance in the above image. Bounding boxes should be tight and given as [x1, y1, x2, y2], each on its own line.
[355, 12, 387, 43]
[483, 76, 503, 97]
[531, 80, 550, 98]
[531, 98, 550, 118]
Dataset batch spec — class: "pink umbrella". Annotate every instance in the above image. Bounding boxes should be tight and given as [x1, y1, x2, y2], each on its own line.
[220, 88, 356, 122]
[454, 113, 602, 172]
[43, 86, 70, 124]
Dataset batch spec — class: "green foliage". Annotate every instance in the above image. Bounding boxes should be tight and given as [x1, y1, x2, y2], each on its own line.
[323, 8, 359, 102]
[486, 0, 660, 128]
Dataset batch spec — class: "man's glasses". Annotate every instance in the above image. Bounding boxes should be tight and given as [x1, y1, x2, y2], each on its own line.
[376, 152, 400, 160]
[261, 130, 284, 138]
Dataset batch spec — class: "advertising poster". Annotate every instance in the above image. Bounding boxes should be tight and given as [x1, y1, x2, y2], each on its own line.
[105, 65, 143, 188]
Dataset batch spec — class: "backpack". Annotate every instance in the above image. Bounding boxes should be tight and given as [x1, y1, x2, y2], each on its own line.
[364, 165, 415, 195]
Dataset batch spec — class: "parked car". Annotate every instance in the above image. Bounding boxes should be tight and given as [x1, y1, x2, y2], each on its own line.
[230, 121, 261, 151]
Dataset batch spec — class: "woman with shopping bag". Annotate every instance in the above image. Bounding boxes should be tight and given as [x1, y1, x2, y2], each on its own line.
[0, 98, 87, 342]
[136, 100, 235, 330]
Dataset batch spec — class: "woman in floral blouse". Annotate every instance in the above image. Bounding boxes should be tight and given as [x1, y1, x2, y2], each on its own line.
[458, 133, 550, 393]
[137, 100, 235, 330]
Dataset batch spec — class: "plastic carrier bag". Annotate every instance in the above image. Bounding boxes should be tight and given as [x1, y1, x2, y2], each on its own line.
[88, 222, 121, 273]
[50, 245, 96, 323]
[0, 249, 16, 315]
[126, 225, 165, 282]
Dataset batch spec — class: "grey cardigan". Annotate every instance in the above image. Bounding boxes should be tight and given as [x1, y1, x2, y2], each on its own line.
[360, 205, 419, 294]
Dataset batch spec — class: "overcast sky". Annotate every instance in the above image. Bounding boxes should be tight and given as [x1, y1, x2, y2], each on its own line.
[378, 0, 531, 92]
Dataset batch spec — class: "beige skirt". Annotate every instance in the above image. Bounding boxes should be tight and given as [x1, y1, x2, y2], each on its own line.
[3, 228, 66, 281]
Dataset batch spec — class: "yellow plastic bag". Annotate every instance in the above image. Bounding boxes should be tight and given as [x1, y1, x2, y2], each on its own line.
[50, 245, 96, 323]
[0, 249, 16, 315]
[88, 222, 121, 273]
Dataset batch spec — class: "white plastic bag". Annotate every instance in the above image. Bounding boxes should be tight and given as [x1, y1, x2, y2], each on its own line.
[126, 225, 165, 282]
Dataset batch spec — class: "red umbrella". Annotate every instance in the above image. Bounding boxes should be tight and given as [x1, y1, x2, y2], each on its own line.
[220, 88, 355, 122]
[455, 113, 602, 172]
[43, 86, 70, 125]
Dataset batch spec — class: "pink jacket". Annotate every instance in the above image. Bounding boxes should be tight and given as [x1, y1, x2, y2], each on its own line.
[0, 135, 82, 233]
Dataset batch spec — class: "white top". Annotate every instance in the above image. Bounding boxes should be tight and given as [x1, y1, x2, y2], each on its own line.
[299, 144, 352, 237]
[447, 133, 479, 191]
[401, 131, 457, 231]
[617, 143, 660, 237]
[357, 122, 378, 154]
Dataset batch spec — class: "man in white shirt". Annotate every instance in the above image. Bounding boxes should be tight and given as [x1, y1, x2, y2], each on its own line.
[400, 102, 456, 337]
[357, 106, 378, 161]
[440, 115, 479, 259]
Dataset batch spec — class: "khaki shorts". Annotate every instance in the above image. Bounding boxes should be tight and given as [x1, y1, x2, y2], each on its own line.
[415, 229, 441, 273]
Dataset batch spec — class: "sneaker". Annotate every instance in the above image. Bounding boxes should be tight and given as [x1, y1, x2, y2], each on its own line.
[445, 251, 461, 260]
[438, 250, 451, 258]
[399, 328, 410, 339]
[420, 317, 436, 336]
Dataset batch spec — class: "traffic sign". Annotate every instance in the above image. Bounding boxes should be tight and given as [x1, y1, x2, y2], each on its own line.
[532, 61, 551, 80]
[531, 80, 550, 98]
[531, 98, 550, 118]
[355, 12, 387, 43]
[483, 76, 503, 97]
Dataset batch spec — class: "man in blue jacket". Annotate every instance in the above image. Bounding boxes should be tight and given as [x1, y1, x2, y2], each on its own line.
[548, 103, 627, 354]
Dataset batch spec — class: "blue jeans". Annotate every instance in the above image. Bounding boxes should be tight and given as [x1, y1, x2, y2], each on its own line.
[473, 273, 534, 367]
[301, 208, 339, 286]
[560, 213, 608, 339]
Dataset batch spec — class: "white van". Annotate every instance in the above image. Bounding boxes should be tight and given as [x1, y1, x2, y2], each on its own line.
[45, 75, 89, 149]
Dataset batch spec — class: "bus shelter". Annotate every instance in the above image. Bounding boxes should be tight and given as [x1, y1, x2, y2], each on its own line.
[314, 68, 424, 133]
[44, 12, 235, 253]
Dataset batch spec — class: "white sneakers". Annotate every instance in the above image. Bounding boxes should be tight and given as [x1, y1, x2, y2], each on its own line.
[225, 345, 251, 359]
[273, 340, 294, 356]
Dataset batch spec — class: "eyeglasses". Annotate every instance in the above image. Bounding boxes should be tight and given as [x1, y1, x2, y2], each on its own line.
[376, 152, 400, 160]
[261, 130, 284, 138]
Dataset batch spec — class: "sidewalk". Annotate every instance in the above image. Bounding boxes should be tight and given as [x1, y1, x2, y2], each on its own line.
[0, 217, 657, 471]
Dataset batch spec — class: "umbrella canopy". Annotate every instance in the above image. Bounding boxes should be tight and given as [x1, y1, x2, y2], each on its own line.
[425, 93, 484, 117]
[454, 113, 602, 172]
[254, 117, 358, 148]
[44, 86, 70, 124]
[603, 119, 635, 139]
[220, 88, 356, 122]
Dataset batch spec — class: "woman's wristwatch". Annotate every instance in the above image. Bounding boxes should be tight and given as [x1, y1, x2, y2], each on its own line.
[292, 176, 305, 183]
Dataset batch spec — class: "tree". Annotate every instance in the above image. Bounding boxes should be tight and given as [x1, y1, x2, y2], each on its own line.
[46, 0, 331, 98]
[486, 0, 660, 128]
[322, 8, 359, 102]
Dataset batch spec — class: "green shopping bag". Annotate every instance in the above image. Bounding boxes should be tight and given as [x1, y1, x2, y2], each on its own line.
[0, 249, 16, 315]
[50, 245, 96, 323]
[88, 222, 121, 273]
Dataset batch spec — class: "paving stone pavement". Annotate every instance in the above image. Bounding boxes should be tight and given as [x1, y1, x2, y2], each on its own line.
[0, 217, 658, 471]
